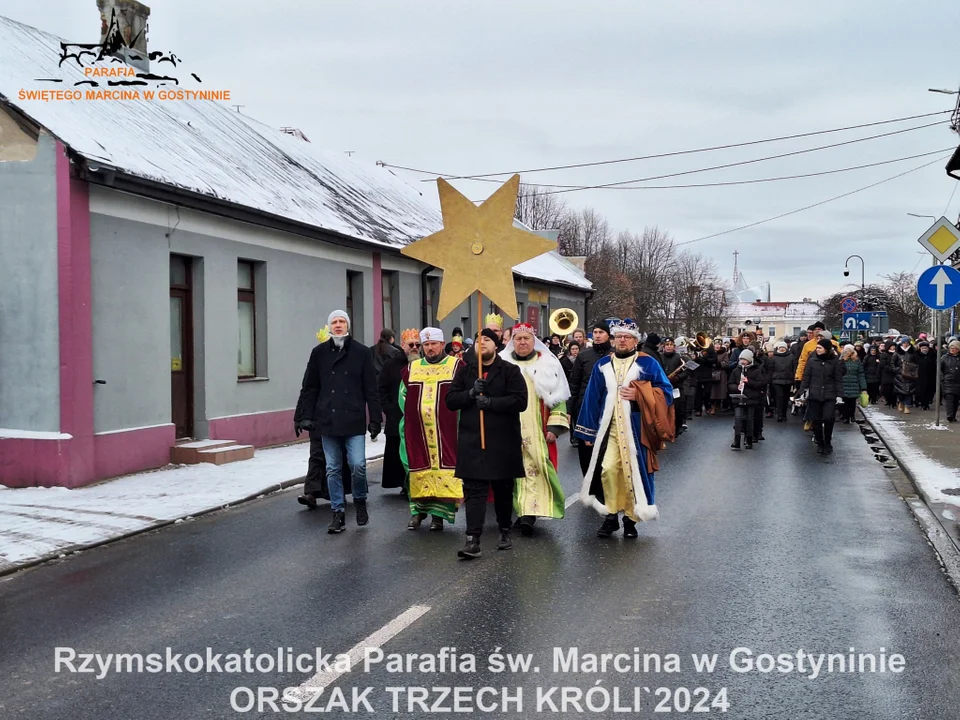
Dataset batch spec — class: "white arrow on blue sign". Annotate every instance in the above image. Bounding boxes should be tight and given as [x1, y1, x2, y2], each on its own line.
[916, 264, 960, 310]
[842, 312, 873, 330]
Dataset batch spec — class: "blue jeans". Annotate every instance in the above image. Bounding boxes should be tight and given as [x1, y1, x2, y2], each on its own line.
[321, 435, 367, 511]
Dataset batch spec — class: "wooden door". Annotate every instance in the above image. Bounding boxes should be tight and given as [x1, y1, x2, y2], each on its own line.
[170, 256, 194, 439]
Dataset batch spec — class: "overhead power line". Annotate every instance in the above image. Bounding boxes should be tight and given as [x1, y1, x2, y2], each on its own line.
[379, 109, 953, 181]
[674, 154, 950, 247]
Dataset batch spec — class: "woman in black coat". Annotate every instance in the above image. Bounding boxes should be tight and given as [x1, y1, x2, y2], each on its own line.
[800, 339, 845, 454]
[914, 341, 937, 411]
[941, 342, 960, 422]
[769, 342, 796, 421]
[893, 346, 918, 414]
[862, 345, 882, 404]
[878, 342, 898, 407]
[377, 351, 408, 491]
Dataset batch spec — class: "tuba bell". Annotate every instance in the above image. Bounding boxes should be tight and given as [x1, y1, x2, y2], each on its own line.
[694, 332, 711, 350]
[549, 307, 579, 337]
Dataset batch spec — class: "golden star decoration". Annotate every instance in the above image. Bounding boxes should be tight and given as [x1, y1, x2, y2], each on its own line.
[401, 174, 557, 321]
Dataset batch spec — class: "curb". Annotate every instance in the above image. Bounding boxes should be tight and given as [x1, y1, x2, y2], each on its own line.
[858, 408, 960, 574]
[0, 455, 384, 580]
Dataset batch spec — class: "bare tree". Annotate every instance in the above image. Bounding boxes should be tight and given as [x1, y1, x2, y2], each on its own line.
[557, 207, 610, 257]
[514, 184, 569, 231]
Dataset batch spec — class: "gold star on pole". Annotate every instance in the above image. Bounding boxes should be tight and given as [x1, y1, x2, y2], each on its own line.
[401, 174, 557, 321]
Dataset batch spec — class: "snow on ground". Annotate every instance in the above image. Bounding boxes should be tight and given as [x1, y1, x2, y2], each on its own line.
[863, 408, 960, 505]
[0, 437, 385, 569]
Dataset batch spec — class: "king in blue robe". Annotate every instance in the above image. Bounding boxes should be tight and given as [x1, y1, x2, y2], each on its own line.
[574, 320, 673, 538]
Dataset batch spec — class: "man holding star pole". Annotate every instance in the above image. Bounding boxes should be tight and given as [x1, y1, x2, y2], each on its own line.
[401, 173, 557, 559]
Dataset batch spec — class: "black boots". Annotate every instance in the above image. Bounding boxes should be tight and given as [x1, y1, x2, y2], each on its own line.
[327, 511, 345, 534]
[622, 518, 638, 539]
[516, 516, 536, 536]
[297, 493, 318, 510]
[458, 536, 481, 559]
[497, 529, 512, 550]
[731, 434, 741, 450]
[355, 499, 369, 526]
[744, 436, 754, 450]
[430, 517, 444, 532]
[597, 514, 620, 537]
[408, 512, 427, 530]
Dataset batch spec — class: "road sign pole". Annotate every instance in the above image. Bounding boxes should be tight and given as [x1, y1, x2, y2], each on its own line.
[935, 308, 943, 428]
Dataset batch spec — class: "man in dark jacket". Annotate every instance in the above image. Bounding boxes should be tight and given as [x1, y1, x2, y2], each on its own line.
[446, 329, 528, 559]
[568, 320, 613, 470]
[641, 332, 664, 368]
[298, 310, 383, 534]
[914, 340, 937, 411]
[770, 341, 795, 422]
[942, 340, 960, 422]
[801, 339, 845, 454]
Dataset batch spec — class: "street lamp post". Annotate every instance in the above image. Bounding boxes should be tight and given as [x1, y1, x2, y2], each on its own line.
[844, 254, 866, 336]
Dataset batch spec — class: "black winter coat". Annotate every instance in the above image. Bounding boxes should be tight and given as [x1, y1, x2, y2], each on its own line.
[878, 352, 898, 384]
[662, 351, 687, 386]
[941, 353, 960, 395]
[915, 350, 938, 398]
[446, 355, 527, 480]
[377, 352, 407, 438]
[694, 347, 719, 382]
[569, 342, 612, 418]
[641, 341, 664, 368]
[863, 354, 881, 383]
[894, 352, 918, 395]
[299, 337, 383, 437]
[770, 351, 796, 385]
[801, 354, 845, 402]
[728, 363, 766, 404]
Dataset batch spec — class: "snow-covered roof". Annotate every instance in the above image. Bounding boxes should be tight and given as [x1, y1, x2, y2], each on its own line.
[728, 302, 822, 319]
[0, 13, 592, 292]
[0, 14, 441, 249]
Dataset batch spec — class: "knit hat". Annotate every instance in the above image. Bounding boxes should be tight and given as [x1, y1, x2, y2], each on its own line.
[739, 349, 754, 363]
[917, 340, 930, 349]
[592, 319, 611, 334]
[775, 341, 788, 351]
[480, 328, 501, 346]
[818, 338, 834, 352]
[950, 340, 960, 351]
[645, 332, 662, 346]
[819, 329, 832, 339]
[327, 309, 350, 329]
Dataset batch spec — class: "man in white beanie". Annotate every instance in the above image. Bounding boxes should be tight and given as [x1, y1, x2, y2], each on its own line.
[298, 310, 383, 534]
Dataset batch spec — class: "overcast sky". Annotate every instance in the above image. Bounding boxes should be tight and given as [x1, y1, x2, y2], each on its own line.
[5, 0, 960, 301]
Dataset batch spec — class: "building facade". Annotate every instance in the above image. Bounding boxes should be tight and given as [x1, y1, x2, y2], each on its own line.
[724, 302, 823, 343]
[0, 13, 591, 488]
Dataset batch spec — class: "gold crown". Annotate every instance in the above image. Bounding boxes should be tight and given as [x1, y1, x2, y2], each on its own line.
[485, 313, 504, 329]
[401, 328, 421, 344]
[316, 325, 330, 343]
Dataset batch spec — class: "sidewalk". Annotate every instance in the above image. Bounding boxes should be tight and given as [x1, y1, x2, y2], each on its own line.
[0, 437, 385, 576]
[860, 404, 960, 551]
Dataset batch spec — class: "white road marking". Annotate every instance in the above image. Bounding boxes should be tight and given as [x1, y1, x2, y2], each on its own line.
[292, 604, 431, 697]
[564, 492, 580, 509]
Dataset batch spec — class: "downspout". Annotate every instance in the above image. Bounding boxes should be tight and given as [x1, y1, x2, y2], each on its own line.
[584, 290, 594, 326]
[420, 265, 436, 328]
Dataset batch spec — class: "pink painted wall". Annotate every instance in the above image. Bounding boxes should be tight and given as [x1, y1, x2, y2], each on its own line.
[0, 439, 68, 488]
[208, 409, 299, 448]
[94, 425, 176, 480]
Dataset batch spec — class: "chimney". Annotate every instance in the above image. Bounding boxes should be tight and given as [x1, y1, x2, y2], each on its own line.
[96, 0, 151, 72]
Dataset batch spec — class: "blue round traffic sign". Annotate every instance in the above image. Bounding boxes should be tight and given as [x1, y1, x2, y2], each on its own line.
[840, 296, 858, 313]
[916, 264, 960, 311]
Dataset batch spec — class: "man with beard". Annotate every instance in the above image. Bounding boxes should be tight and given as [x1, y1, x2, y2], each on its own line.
[569, 320, 614, 473]
[299, 310, 382, 534]
[446, 329, 528, 559]
[378, 329, 422, 494]
[575, 319, 674, 539]
[500, 323, 571, 536]
[399, 327, 465, 532]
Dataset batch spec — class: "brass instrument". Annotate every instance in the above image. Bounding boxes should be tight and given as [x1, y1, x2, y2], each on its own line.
[549, 307, 579, 337]
[694, 332, 711, 349]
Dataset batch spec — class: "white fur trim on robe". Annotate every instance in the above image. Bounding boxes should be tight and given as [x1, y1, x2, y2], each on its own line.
[579, 359, 659, 521]
[499, 346, 571, 407]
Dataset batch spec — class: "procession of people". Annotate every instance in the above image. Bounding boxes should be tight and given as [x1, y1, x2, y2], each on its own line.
[293, 305, 960, 557]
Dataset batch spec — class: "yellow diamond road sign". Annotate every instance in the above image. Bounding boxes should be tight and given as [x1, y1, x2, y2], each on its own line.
[917, 216, 960, 262]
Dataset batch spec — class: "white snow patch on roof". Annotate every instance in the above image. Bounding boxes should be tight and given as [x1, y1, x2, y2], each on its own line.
[0, 14, 441, 248]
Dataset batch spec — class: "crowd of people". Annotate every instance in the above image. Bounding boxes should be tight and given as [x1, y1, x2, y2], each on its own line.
[291, 308, 960, 557]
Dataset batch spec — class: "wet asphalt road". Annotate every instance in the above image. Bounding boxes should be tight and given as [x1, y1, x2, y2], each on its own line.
[1, 413, 959, 719]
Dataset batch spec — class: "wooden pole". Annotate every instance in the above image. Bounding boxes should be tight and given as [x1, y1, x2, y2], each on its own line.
[477, 292, 486, 450]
